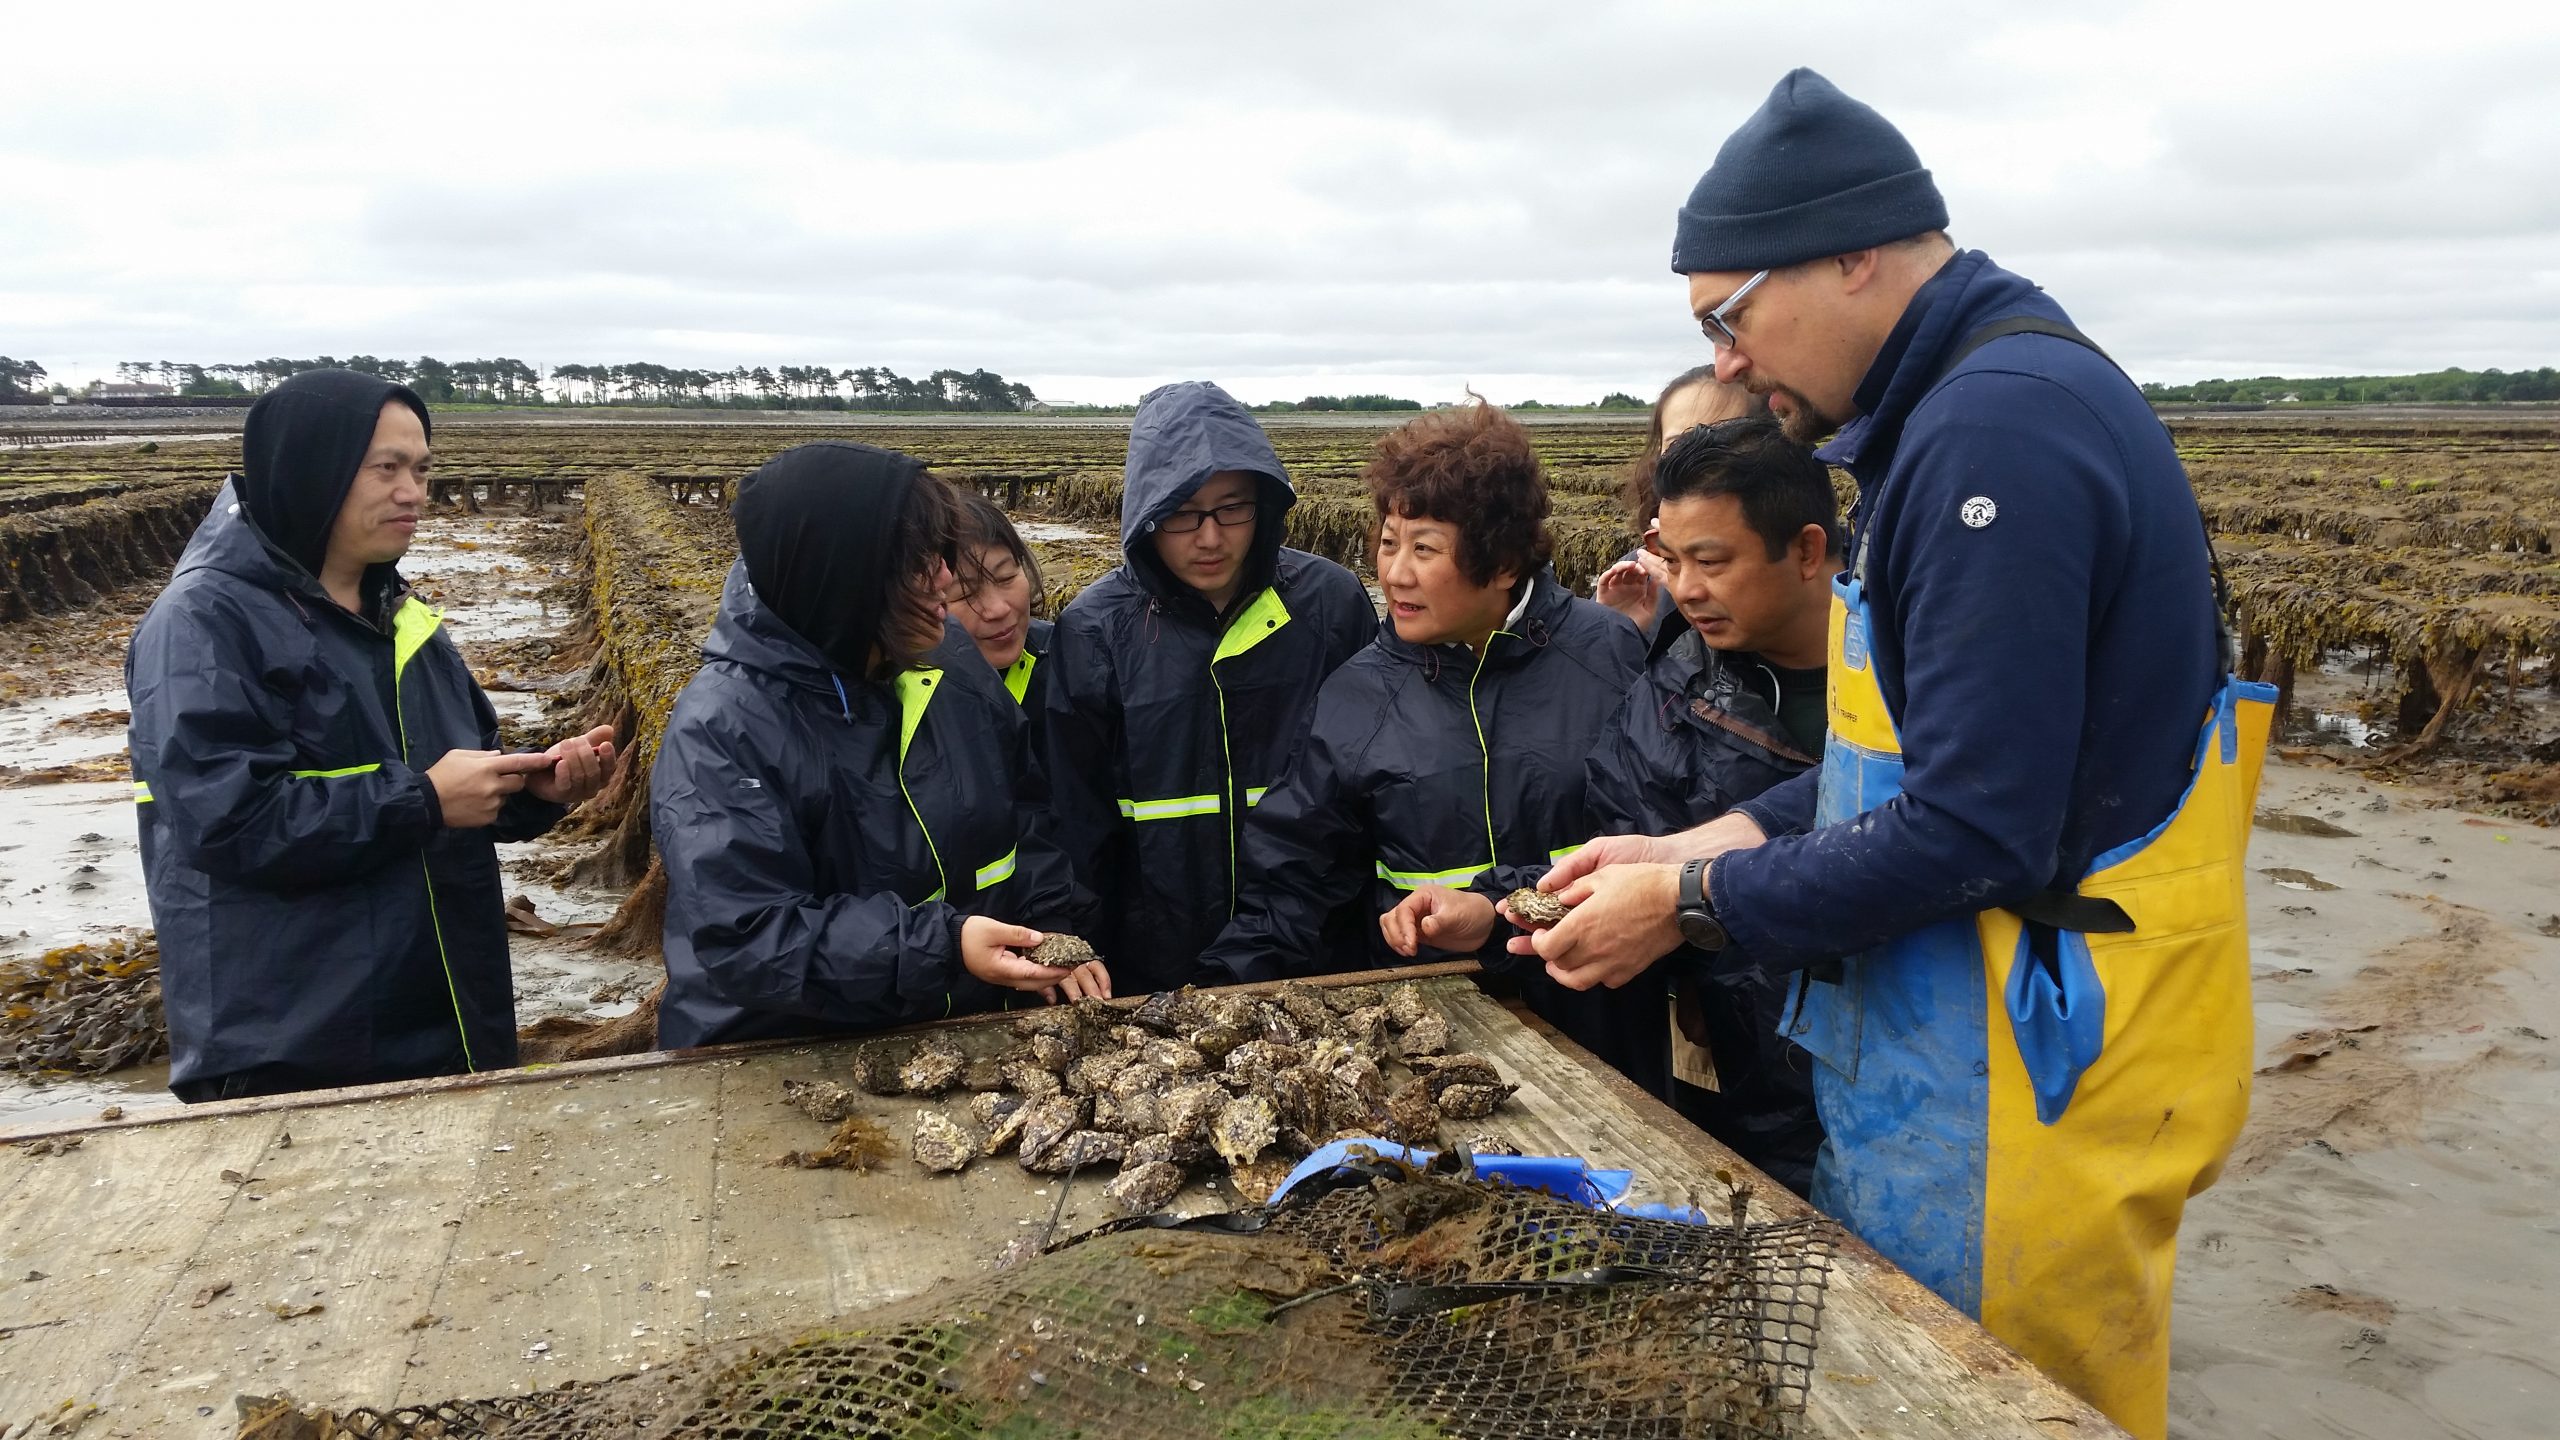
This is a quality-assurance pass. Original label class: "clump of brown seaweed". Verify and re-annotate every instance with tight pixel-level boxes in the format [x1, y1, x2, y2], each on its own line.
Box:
[0, 935, 166, 1077]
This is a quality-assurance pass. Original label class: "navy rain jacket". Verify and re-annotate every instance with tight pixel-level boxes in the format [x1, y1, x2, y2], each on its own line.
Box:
[654, 567, 1090, 1049]
[1586, 621, 1824, 1190]
[1710, 251, 2222, 965]
[1202, 577, 1663, 1092]
[1044, 383, 1374, 993]
[129, 483, 563, 1093]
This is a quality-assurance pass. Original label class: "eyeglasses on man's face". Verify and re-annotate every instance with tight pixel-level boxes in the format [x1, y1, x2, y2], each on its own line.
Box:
[1697, 269, 1770, 351]
[1154, 499, 1257, 534]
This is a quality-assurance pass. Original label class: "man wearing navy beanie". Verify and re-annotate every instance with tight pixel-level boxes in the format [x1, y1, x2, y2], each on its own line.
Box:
[1514, 69, 2273, 1439]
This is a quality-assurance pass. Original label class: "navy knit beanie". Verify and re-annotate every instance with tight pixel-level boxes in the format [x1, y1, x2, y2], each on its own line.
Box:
[1670, 68, 1948, 274]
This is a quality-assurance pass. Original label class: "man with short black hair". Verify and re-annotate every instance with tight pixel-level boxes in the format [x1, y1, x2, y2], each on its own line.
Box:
[128, 368, 617, 1101]
[1597, 415, 1837, 1191]
[1519, 70, 2274, 1438]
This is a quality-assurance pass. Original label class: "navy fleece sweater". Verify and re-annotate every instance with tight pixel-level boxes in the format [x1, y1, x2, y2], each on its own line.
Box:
[1711, 251, 2220, 968]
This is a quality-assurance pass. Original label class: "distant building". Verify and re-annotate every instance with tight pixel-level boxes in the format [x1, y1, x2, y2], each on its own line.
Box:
[93, 381, 176, 398]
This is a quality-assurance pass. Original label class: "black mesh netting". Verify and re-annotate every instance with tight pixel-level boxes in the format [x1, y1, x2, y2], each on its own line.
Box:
[262, 1165, 1839, 1439]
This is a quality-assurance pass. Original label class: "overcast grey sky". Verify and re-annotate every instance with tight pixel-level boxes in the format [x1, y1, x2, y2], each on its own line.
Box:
[7, 0, 2555, 405]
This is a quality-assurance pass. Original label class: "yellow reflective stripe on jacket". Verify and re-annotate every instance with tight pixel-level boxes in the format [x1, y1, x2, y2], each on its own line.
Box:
[893, 669, 952, 903]
[973, 848, 1018, 890]
[290, 763, 384, 779]
[383, 594, 477, 1073]
[1548, 842, 1583, 862]
[133, 780, 153, 804]
[1374, 860, 1492, 891]
[1003, 651, 1037, 705]
[390, 596, 443, 685]
[1211, 587, 1293, 663]
[1117, 793, 1222, 822]
[1246, 787, 1269, 807]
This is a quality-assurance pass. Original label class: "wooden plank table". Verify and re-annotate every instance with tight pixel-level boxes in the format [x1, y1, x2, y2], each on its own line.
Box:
[0, 974, 2118, 1438]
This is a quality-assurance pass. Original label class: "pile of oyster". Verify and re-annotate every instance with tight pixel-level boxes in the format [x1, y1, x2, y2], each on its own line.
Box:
[834, 981, 1518, 1215]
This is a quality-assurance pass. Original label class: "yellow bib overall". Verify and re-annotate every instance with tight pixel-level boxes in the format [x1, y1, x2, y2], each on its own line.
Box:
[1786, 569, 2274, 1439]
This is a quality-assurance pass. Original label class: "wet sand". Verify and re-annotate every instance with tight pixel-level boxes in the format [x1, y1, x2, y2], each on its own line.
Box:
[2171, 764, 2560, 1438]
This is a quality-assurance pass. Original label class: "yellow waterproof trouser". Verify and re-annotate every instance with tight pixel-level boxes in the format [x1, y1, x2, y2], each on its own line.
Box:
[1781, 572, 2273, 1439]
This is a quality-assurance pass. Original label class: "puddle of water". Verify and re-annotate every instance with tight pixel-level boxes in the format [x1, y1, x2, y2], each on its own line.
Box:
[2305, 710, 2380, 747]
[0, 783, 147, 952]
[1016, 521, 1101, 543]
[0, 685, 129, 769]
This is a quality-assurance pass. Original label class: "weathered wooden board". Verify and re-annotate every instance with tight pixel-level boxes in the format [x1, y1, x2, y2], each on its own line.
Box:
[0, 976, 2117, 1438]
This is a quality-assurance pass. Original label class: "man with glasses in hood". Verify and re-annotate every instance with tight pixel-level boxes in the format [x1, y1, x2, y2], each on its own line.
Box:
[127, 368, 616, 1102]
[1044, 381, 1375, 995]
[1517, 71, 2275, 1439]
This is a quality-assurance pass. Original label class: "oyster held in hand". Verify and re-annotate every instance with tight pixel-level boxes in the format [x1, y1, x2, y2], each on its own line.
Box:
[1504, 887, 1572, 928]
[1027, 933, 1098, 971]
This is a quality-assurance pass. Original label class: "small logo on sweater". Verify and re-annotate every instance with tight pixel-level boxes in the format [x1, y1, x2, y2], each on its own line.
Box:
[1960, 496, 1998, 529]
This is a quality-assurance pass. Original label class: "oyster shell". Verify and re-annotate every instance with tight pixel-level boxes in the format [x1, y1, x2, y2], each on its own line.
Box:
[999, 1059, 1064, 1099]
[1188, 1020, 1253, 1063]
[1105, 1160, 1188, 1215]
[1383, 983, 1430, 1031]
[1014, 1093, 1090, 1168]
[959, 1053, 1007, 1092]
[1026, 1030, 1078, 1073]
[1222, 1040, 1303, 1088]
[1398, 1013, 1452, 1059]
[780, 1078, 862, 1123]
[911, 1110, 981, 1173]
[1275, 982, 1337, 1037]
[1027, 933, 1098, 971]
[1410, 1052, 1505, 1092]
[1128, 988, 1187, 1035]
[1434, 1082, 1518, 1120]
[1323, 984, 1386, 1015]
[1504, 887, 1572, 929]
[1126, 1131, 1212, 1169]
[1161, 1079, 1232, 1141]
[1066, 1048, 1137, 1096]
[968, 1090, 1024, 1129]
[850, 1041, 906, 1095]
[1380, 1076, 1441, 1145]
[1139, 1038, 1209, 1076]
[1227, 1155, 1296, 1204]
[1210, 1093, 1280, 1168]
[897, 1038, 968, 1097]
[1022, 1128, 1126, 1174]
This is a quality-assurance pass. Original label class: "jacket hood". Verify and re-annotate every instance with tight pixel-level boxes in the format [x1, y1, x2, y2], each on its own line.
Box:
[1119, 381, 1296, 606]
[702, 561, 869, 702]
[240, 367, 431, 579]
[179, 478, 408, 627]
[732, 441, 932, 681]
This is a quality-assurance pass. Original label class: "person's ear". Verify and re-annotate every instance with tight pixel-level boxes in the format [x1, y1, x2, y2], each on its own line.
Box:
[1837, 247, 1885, 294]
[1793, 524, 1829, 579]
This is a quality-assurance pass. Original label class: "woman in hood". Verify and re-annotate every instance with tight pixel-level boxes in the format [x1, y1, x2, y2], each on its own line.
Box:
[652, 443, 1104, 1049]
[1042, 382, 1375, 995]
[1200, 402, 1663, 1093]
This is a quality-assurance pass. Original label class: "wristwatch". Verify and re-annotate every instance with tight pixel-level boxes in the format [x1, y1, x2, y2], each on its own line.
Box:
[1676, 858, 1729, 951]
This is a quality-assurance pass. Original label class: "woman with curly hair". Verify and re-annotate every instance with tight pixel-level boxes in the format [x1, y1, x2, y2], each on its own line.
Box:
[1200, 402, 1665, 1093]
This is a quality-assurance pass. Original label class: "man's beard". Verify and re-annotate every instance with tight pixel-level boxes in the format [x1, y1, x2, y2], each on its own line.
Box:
[1762, 384, 1844, 445]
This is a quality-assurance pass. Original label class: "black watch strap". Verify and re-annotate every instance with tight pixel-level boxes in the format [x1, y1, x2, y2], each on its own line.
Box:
[1677, 858, 1728, 951]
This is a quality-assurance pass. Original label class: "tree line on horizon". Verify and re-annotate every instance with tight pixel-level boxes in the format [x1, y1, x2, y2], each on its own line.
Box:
[2141, 365, 2560, 405]
[0, 356, 1043, 411]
